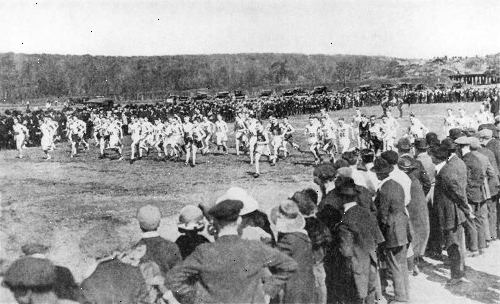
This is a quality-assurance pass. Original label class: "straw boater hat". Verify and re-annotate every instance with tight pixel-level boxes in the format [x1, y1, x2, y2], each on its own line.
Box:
[215, 187, 259, 216]
[177, 205, 205, 231]
[269, 200, 306, 233]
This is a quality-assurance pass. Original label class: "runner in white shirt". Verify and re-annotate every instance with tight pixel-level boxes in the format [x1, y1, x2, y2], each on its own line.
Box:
[380, 116, 397, 151]
[200, 116, 215, 155]
[138, 118, 154, 159]
[214, 114, 229, 154]
[305, 116, 322, 165]
[234, 112, 248, 156]
[40, 117, 53, 160]
[443, 108, 457, 136]
[337, 117, 353, 154]
[253, 120, 271, 178]
[246, 115, 259, 165]
[408, 113, 429, 140]
[102, 116, 123, 160]
[455, 108, 477, 130]
[152, 118, 165, 158]
[67, 116, 87, 158]
[474, 103, 494, 125]
[128, 117, 142, 163]
[320, 116, 337, 162]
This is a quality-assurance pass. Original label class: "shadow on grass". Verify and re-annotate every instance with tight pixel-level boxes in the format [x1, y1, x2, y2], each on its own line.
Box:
[420, 259, 500, 304]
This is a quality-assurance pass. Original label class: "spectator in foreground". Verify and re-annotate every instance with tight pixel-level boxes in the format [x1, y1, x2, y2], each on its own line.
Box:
[135, 204, 182, 276]
[19, 243, 81, 302]
[270, 199, 316, 304]
[3, 257, 79, 304]
[78, 224, 151, 304]
[166, 199, 298, 303]
[175, 205, 210, 259]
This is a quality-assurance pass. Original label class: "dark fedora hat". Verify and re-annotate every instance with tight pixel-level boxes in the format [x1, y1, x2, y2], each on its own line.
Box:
[398, 157, 417, 172]
[440, 138, 457, 151]
[335, 176, 358, 197]
[370, 157, 394, 174]
[448, 128, 464, 140]
[414, 138, 429, 150]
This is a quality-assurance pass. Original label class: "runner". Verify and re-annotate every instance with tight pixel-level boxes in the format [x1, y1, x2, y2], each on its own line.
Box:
[102, 116, 123, 160]
[474, 103, 494, 125]
[12, 118, 29, 158]
[39, 117, 53, 160]
[267, 116, 284, 165]
[129, 117, 142, 163]
[281, 117, 299, 156]
[246, 113, 259, 165]
[336, 117, 354, 154]
[319, 116, 336, 162]
[253, 120, 271, 178]
[214, 114, 229, 154]
[200, 116, 214, 154]
[234, 112, 248, 156]
[443, 108, 457, 136]
[305, 116, 322, 165]
[408, 113, 429, 141]
[455, 108, 476, 130]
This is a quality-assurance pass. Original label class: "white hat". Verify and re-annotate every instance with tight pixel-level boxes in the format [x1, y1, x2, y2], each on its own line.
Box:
[215, 187, 259, 216]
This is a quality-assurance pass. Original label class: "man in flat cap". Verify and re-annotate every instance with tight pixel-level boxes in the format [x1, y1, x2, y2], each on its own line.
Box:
[455, 136, 488, 256]
[371, 157, 410, 303]
[3, 257, 79, 304]
[433, 138, 470, 285]
[396, 137, 431, 196]
[19, 243, 80, 302]
[166, 199, 297, 304]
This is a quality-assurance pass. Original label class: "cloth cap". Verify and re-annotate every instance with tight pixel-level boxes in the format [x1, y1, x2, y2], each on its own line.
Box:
[178, 205, 205, 231]
[290, 191, 316, 216]
[381, 150, 399, 165]
[137, 205, 162, 231]
[269, 200, 306, 233]
[215, 187, 259, 216]
[469, 137, 481, 149]
[370, 157, 394, 174]
[4, 257, 56, 289]
[336, 167, 352, 178]
[21, 243, 49, 256]
[208, 199, 243, 222]
[454, 136, 471, 145]
[478, 128, 493, 139]
[396, 137, 411, 150]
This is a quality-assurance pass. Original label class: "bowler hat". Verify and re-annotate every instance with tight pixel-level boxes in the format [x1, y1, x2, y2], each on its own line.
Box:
[395, 137, 411, 150]
[313, 163, 337, 181]
[440, 138, 457, 151]
[370, 157, 394, 174]
[335, 176, 358, 197]
[381, 150, 399, 165]
[4, 257, 56, 289]
[414, 138, 429, 150]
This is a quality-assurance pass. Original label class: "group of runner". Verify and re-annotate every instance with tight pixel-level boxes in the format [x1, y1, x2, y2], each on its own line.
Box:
[9, 101, 498, 177]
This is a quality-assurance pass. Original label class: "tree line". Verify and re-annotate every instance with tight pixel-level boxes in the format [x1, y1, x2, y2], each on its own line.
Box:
[0, 52, 466, 101]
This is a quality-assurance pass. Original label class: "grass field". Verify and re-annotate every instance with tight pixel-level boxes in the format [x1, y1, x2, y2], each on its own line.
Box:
[1, 101, 499, 303]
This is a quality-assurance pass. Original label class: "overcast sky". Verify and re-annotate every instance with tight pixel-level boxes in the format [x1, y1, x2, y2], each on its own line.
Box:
[1, 0, 499, 58]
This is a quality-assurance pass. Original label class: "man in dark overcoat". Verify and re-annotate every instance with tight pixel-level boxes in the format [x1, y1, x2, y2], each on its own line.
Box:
[371, 158, 410, 302]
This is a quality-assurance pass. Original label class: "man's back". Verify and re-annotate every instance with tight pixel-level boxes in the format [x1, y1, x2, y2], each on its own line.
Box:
[137, 236, 182, 276]
[80, 259, 149, 304]
[166, 235, 297, 304]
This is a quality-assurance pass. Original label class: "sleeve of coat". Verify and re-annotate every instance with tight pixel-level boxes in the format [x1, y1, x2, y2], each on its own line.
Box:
[165, 248, 203, 295]
[417, 162, 431, 195]
[445, 168, 471, 216]
[375, 189, 389, 227]
[261, 242, 298, 297]
[337, 224, 354, 258]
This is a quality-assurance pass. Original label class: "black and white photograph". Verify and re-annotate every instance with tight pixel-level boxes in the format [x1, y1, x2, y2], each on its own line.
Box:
[0, 0, 499, 303]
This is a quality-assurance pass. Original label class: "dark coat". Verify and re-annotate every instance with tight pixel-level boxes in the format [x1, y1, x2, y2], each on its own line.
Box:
[462, 152, 486, 203]
[407, 172, 430, 256]
[416, 152, 436, 183]
[485, 138, 500, 174]
[79, 259, 149, 304]
[434, 155, 469, 232]
[336, 205, 384, 300]
[400, 154, 432, 195]
[166, 235, 298, 304]
[276, 232, 316, 304]
[478, 147, 500, 196]
[175, 233, 210, 259]
[374, 179, 409, 248]
[54, 265, 81, 301]
[136, 236, 182, 277]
